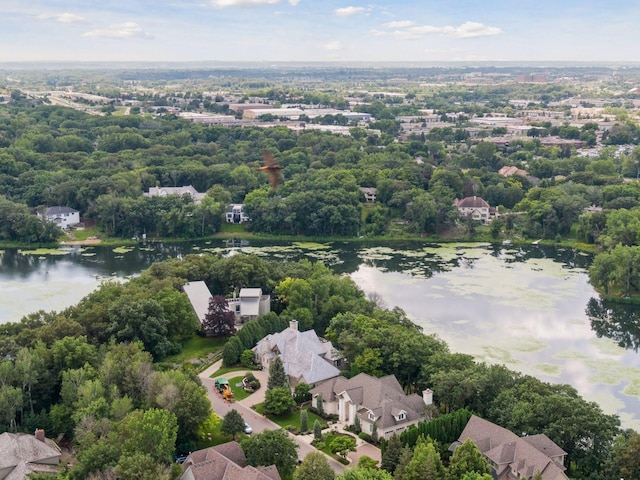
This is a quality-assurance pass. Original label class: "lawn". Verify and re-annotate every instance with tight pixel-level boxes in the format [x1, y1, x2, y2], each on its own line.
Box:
[227, 375, 252, 401]
[314, 432, 353, 465]
[253, 405, 327, 433]
[210, 365, 262, 378]
[164, 335, 226, 364]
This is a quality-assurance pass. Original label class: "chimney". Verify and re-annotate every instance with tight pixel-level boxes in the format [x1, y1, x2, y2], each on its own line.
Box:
[35, 429, 45, 442]
[422, 389, 433, 406]
[289, 319, 298, 331]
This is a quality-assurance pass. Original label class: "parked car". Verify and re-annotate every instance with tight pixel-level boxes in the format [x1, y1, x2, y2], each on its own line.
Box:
[244, 422, 253, 434]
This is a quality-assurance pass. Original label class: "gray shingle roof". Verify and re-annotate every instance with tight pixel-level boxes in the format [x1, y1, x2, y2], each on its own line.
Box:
[0, 432, 61, 480]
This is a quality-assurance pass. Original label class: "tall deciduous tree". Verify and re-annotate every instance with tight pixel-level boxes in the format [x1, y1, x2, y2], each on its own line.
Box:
[403, 436, 446, 480]
[241, 429, 299, 478]
[293, 452, 335, 480]
[221, 409, 245, 440]
[202, 295, 236, 337]
[447, 439, 491, 480]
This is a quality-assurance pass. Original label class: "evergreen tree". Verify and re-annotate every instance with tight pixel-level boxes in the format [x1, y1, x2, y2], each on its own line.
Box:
[313, 419, 323, 440]
[371, 421, 378, 443]
[381, 434, 402, 473]
[316, 393, 324, 416]
[267, 356, 287, 390]
[294, 452, 335, 480]
[300, 409, 308, 433]
[354, 413, 361, 433]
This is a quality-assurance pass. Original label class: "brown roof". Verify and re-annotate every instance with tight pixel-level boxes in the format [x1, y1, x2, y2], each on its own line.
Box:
[181, 441, 281, 480]
[457, 416, 568, 480]
[456, 196, 490, 209]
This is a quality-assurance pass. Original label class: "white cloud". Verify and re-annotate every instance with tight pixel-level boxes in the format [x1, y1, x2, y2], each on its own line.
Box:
[335, 6, 364, 17]
[452, 21, 502, 38]
[369, 29, 387, 37]
[382, 20, 415, 28]
[210, 0, 298, 6]
[322, 41, 343, 51]
[38, 12, 86, 24]
[393, 21, 502, 40]
[82, 22, 153, 39]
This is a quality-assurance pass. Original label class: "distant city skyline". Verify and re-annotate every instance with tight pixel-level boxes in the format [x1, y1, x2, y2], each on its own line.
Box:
[2, 0, 639, 64]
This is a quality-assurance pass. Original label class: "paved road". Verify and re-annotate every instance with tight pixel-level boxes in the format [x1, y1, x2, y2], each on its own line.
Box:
[199, 362, 348, 473]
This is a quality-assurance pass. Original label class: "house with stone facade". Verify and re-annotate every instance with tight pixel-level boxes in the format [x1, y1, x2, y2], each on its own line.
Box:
[310, 372, 433, 440]
[253, 320, 341, 386]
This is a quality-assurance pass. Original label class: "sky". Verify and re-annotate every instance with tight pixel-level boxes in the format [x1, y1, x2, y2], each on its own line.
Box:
[2, 0, 640, 64]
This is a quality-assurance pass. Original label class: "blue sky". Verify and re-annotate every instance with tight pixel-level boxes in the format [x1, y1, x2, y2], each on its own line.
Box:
[2, 0, 640, 63]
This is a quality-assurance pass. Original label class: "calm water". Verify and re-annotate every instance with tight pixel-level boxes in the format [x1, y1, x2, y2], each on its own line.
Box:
[1, 240, 639, 430]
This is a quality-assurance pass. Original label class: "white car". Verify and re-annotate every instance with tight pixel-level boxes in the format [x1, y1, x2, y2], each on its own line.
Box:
[244, 422, 253, 434]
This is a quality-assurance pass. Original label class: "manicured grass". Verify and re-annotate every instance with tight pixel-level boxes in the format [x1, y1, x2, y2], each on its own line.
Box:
[252, 405, 327, 432]
[65, 226, 101, 241]
[210, 365, 262, 378]
[164, 336, 227, 364]
[228, 375, 252, 401]
[220, 223, 249, 234]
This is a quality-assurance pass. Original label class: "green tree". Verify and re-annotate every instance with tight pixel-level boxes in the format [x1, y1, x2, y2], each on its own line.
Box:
[403, 437, 446, 480]
[242, 429, 299, 477]
[293, 452, 335, 480]
[293, 382, 312, 404]
[338, 467, 393, 480]
[264, 386, 296, 415]
[447, 439, 491, 480]
[221, 409, 246, 440]
[314, 419, 323, 440]
[331, 435, 357, 459]
[380, 434, 402, 473]
[267, 356, 288, 390]
[118, 408, 178, 463]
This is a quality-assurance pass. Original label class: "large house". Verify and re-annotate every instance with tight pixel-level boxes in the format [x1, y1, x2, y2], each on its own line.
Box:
[451, 415, 569, 480]
[0, 430, 61, 480]
[182, 281, 270, 325]
[310, 373, 433, 440]
[180, 441, 280, 480]
[144, 185, 206, 205]
[253, 320, 341, 386]
[40, 206, 80, 230]
[455, 196, 498, 225]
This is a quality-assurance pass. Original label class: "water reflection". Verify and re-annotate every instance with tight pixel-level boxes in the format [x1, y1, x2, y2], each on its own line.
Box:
[588, 297, 640, 352]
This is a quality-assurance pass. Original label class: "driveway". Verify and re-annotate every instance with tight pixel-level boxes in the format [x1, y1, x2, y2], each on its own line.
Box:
[198, 361, 347, 473]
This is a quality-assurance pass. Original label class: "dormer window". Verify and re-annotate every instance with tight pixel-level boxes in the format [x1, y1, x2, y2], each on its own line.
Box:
[397, 412, 406, 420]
[368, 411, 375, 421]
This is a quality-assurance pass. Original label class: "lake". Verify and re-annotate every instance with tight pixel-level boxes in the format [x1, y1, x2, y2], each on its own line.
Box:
[1, 240, 639, 430]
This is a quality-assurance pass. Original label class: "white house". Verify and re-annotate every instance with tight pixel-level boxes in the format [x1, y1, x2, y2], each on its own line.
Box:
[144, 185, 206, 205]
[226, 204, 250, 224]
[455, 196, 497, 225]
[182, 281, 270, 326]
[253, 320, 341, 386]
[311, 373, 433, 439]
[41, 206, 80, 229]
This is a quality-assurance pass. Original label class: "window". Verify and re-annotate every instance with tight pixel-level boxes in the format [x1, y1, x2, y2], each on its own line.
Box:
[368, 411, 375, 421]
[397, 412, 405, 420]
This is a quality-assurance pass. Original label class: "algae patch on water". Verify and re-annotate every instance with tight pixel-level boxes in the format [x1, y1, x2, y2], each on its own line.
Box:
[292, 242, 331, 250]
[20, 248, 74, 256]
[534, 363, 562, 376]
[113, 246, 135, 254]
